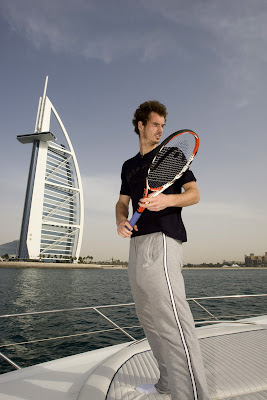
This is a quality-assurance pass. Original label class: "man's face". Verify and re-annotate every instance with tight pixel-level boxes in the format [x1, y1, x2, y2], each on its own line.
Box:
[138, 112, 165, 145]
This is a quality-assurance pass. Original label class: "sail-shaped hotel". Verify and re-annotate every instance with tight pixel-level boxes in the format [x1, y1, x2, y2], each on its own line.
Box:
[17, 77, 84, 262]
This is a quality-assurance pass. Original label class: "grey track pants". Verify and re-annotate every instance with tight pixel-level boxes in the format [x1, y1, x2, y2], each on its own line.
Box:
[128, 232, 210, 400]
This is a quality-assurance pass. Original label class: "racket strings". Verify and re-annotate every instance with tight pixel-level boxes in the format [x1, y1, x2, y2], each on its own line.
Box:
[148, 135, 196, 189]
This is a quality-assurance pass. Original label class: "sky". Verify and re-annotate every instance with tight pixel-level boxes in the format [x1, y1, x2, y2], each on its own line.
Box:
[0, 0, 267, 264]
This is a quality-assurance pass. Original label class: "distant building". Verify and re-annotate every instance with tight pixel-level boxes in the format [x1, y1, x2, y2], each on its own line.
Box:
[222, 263, 241, 268]
[222, 260, 244, 267]
[245, 252, 267, 267]
[17, 77, 84, 263]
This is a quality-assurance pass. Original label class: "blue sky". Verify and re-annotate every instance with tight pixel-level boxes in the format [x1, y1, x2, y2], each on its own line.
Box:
[1, 0, 267, 263]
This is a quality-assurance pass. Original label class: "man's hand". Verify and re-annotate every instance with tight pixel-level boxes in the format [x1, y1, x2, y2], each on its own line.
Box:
[116, 195, 138, 238]
[138, 181, 200, 211]
[138, 193, 169, 212]
[117, 219, 138, 238]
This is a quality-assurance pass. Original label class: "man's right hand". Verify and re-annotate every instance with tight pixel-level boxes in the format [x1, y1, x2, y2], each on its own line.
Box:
[116, 195, 138, 238]
[117, 219, 138, 238]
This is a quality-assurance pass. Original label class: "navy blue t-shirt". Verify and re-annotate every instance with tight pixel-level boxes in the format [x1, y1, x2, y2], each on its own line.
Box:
[120, 147, 196, 242]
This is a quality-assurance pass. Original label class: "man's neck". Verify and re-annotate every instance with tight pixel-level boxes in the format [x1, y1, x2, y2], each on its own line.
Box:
[139, 140, 157, 156]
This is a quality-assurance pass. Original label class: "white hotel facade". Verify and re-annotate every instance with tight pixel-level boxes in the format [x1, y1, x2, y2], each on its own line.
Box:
[17, 77, 84, 262]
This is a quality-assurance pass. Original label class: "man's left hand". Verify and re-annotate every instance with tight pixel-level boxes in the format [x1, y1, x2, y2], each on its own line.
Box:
[138, 193, 169, 212]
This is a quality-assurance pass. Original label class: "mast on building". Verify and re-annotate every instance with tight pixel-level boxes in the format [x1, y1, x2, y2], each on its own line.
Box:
[17, 76, 84, 263]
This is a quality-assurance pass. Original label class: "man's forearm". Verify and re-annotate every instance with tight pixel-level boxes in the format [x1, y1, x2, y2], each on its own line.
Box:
[167, 188, 200, 208]
[116, 201, 129, 226]
[138, 187, 200, 212]
[116, 199, 136, 238]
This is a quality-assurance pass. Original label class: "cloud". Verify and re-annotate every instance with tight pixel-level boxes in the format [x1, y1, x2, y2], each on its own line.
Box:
[82, 173, 120, 216]
[3, 0, 267, 98]
[81, 32, 170, 64]
[1, 0, 171, 63]
[81, 173, 131, 261]
[2, 0, 266, 112]
[142, 0, 267, 55]
[187, 200, 266, 222]
[142, 0, 267, 106]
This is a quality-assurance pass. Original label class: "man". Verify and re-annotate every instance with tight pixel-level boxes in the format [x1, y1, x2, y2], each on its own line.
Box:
[116, 101, 210, 399]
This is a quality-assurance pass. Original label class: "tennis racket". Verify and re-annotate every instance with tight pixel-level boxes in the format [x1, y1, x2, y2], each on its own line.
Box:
[129, 129, 199, 228]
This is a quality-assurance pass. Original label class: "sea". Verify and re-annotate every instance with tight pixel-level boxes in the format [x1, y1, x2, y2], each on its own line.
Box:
[0, 267, 266, 374]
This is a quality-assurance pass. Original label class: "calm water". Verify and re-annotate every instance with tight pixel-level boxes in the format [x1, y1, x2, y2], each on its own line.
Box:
[0, 267, 266, 374]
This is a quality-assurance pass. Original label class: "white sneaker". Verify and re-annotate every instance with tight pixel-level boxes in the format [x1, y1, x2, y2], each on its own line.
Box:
[136, 384, 158, 394]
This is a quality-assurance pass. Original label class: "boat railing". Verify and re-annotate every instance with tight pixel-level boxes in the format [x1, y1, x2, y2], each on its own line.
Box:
[0, 293, 266, 371]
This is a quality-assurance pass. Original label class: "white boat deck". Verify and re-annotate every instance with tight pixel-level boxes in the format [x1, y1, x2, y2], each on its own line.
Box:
[0, 316, 266, 400]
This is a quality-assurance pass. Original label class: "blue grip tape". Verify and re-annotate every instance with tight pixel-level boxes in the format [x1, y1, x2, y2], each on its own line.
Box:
[129, 211, 142, 228]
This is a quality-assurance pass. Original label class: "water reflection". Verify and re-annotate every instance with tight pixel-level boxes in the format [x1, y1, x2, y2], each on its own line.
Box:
[0, 267, 266, 374]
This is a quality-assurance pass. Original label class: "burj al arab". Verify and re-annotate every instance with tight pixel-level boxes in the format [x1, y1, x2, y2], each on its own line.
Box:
[17, 77, 84, 263]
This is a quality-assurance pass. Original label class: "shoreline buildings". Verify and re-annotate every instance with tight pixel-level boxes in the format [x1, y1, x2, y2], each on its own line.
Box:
[17, 77, 84, 263]
[245, 252, 267, 268]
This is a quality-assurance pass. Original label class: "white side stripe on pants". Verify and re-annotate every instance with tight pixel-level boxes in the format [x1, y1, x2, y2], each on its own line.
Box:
[162, 233, 198, 400]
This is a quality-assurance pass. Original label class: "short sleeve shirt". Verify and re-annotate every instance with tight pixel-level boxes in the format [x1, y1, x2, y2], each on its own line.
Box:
[120, 147, 196, 242]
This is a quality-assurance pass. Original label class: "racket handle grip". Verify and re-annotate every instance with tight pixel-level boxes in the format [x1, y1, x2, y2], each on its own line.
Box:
[129, 211, 142, 228]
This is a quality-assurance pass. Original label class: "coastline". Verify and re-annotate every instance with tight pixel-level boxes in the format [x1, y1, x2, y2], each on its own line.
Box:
[0, 262, 266, 270]
[0, 261, 127, 269]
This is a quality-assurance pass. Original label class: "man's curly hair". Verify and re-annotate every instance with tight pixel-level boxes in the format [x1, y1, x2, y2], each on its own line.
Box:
[132, 100, 167, 135]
